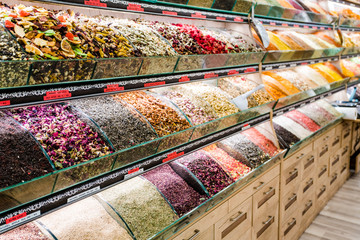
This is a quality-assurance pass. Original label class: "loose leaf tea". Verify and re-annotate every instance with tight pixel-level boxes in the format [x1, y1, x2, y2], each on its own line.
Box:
[178, 151, 234, 196]
[70, 96, 157, 151]
[98, 177, 178, 240]
[142, 164, 208, 216]
[273, 123, 300, 146]
[39, 197, 132, 240]
[203, 144, 251, 181]
[114, 91, 191, 137]
[0, 113, 53, 189]
[0, 222, 50, 240]
[5, 103, 113, 169]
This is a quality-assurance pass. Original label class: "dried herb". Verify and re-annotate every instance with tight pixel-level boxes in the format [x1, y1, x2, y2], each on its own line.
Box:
[242, 128, 280, 156]
[0, 222, 50, 240]
[273, 123, 300, 146]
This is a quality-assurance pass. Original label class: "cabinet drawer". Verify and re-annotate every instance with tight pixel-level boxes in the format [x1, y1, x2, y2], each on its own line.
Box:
[253, 176, 279, 221]
[283, 144, 312, 171]
[301, 176, 315, 198]
[281, 161, 301, 197]
[301, 193, 316, 227]
[280, 190, 299, 222]
[280, 212, 300, 240]
[329, 151, 341, 176]
[317, 159, 328, 180]
[315, 183, 328, 213]
[317, 143, 330, 162]
[215, 197, 252, 240]
[253, 209, 278, 240]
[229, 165, 280, 211]
[339, 163, 349, 185]
[342, 126, 352, 145]
[329, 171, 340, 195]
[341, 145, 350, 165]
[315, 128, 335, 148]
[330, 134, 341, 153]
[239, 228, 251, 240]
[302, 153, 316, 180]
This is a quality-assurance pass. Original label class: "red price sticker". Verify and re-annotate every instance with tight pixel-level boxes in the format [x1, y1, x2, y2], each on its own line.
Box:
[128, 167, 140, 174]
[204, 73, 219, 79]
[234, 17, 243, 22]
[144, 81, 165, 87]
[0, 100, 10, 106]
[44, 90, 71, 101]
[162, 151, 184, 163]
[6, 212, 26, 224]
[162, 11, 177, 16]
[270, 22, 276, 26]
[104, 84, 124, 93]
[191, 12, 206, 19]
[216, 17, 226, 21]
[127, 3, 144, 12]
[244, 67, 256, 73]
[282, 23, 288, 27]
[304, 25, 309, 28]
[179, 76, 190, 82]
[328, 27, 332, 30]
[294, 24, 300, 28]
[301, 62, 308, 65]
[320, 27, 325, 30]
[312, 26, 318, 29]
[228, 70, 239, 75]
[84, 0, 107, 7]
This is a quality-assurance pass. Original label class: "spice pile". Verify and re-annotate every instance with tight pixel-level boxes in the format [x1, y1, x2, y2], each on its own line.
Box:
[142, 164, 208, 216]
[273, 115, 312, 140]
[0, 113, 53, 188]
[178, 151, 234, 196]
[0, 222, 50, 240]
[98, 177, 178, 240]
[284, 110, 321, 132]
[114, 91, 191, 137]
[273, 123, 300, 146]
[4, 103, 113, 169]
[241, 128, 280, 156]
[297, 102, 337, 127]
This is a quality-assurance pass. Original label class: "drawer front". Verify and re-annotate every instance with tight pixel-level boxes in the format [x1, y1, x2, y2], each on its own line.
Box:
[283, 144, 312, 171]
[315, 128, 335, 149]
[331, 134, 341, 153]
[329, 170, 340, 196]
[175, 202, 228, 240]
[329, 151, 341, 176]
[315, 183, 328, 214]
[339, 163, 349, 185]
[317, 159, 328, 180]
[301, 176, 315, 198]
[342, 124, 352, 145]
[280, 212, 300, 240]
[301, 194, 316, 227]
[302, 153, 316, 180]
[253, 208, 278, 240]
[341, 145, 350, 165]
[253, 176, 279, 221]
[215, 197, 252, 240]
[239, 228, 252, 240]
[317, 143, 330, 162]
[229, 165, 280, 211]
[281, 161, 301, 197]
[281, 190, 299, 222]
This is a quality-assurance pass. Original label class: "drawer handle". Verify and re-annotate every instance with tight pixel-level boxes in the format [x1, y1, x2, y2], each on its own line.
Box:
[330, 173, 338, 185]
[318, 185, 326, 199]
[341, 164, 347, 174]
[284, 218, 296, 236]
[302, 200, 313, 216]
[296, 153, 305, 159]
[332, 155, 340, 166]
[186, 229, 200, 240]
[304, 156, 315, 170]
[257, 216, 274, 238]
[320, 145, 329, 157]
[285, 193, 297, 211]
[344, 129, 350, 139]
[222, 212, 247, 239]
[303, 178, 314, 193]
[332, 136, 340, 146]
[318, 166, 327, 178]
[254, 181, 265, 190]
[258, 187, 275, 208]
[286, 168, 298, 185]
[342, 146, 349, 156]
[323, 136, 330, 141]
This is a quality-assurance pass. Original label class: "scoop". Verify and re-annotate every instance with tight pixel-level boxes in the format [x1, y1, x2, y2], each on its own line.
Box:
[231, 84, 265, 111]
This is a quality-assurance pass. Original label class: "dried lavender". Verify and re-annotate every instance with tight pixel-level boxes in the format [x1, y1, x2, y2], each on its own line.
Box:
[98, 176, 178, 240]
[142, 164, 208, 216]
[178, 151, 234, 196]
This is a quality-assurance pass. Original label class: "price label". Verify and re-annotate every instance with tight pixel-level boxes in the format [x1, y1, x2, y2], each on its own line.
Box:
[294, 24, 300, 28]
[310, 99, 316, 103]
[216, 17, 226, 21]
[44, 90, 71, 101]
[244, 67, 256, 73]
[84, 0, 107, 7]
[204, 73, 219, 79]
[162, 151, 184, 163]
[282, 23, 288, 27]
[234, 17, 243, 22]
[0, 211, 41, 232]
[278, 64, 286, 69]
[127, 3, 144, 12]
[320, 27, 325, 30]
[241, 124, 250, 130]
[270, 22, 276, 26]
[310, 61, 315, 64]
[290, 64, 297, 67]
[162, 11, 177, 16]
[312, 26, 318, 29]
[0, 100, 10, 106]
[288, 107, 295, 111]
[104, 84, 124, 93]
[276, 111, 284, 116]
[191, 12, 206, 19]
[124, 168, 144, 180]
[179, 76, 190, 82]
[144, 81, 165, 87]
[228, 70, 239, 75]
[301, 62, 308, 65]
[67, 186, 100, 203]
[304, 25, 309, 28]
[300, 103, 306, 107]
[265, 66, 273, 70]
[320, 95, 325, 99]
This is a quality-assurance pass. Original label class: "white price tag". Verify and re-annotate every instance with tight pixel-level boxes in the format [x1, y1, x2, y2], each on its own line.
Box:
[0, 211, 41, 232]
[278, 65, 286, 69]
[265, 66, 273, 70]
[288, 107, 295, 111]
[67, 186, 100, 203]
[290, 64, 297, 67]
[124, 168, 144, 180]
[276, 111, 284, 116]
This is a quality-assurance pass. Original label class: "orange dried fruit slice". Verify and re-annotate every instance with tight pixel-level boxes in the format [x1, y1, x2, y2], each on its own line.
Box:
[26, 44, 44, 56]
[61, 39, 72, 52]
[33, 38, 48, 47]
[14, 24, 25, 38]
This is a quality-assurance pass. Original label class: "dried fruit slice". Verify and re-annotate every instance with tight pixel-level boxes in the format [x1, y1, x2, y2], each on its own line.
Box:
[62, 50, 76, 58]
[61, 39, 72, 52]
[33, 38, 48, 47]
[14, 24, 25, 38]
[67, 37, 81, 45]
[25, 44, 44, 56]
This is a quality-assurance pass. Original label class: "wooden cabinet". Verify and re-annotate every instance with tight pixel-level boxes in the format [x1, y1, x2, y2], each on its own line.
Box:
[280, 212, 300, 240]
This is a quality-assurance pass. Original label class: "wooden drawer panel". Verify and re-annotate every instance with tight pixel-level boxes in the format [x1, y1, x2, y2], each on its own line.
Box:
[281, 161, 301, 197]
[329, 170, 340, 196]
[330, 134, 341, 154]
[342, 124, 352, 145]
[174, 202, 228, 240]
[253, 176, 279, 221]
[315, 182, 328, 213]
[239, 228, 251, 240]
[300, 192, 316, 227]
[215, 197, 252, 240]
[302, 153, 316, 180]
[317, 142, 330, 163]
[280, 212, 300, 240]
[253, 207, 278, 240]
[280, 190, 299, 222]
[283, 144, 312, 171]
[229, 165, 280, 211]
[329, 151, 341, 176]
[317, 158, 328, 180]
[339, 163, 349, 186]
[301, 176, 315, 198]
[341, 144, 350, 165]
